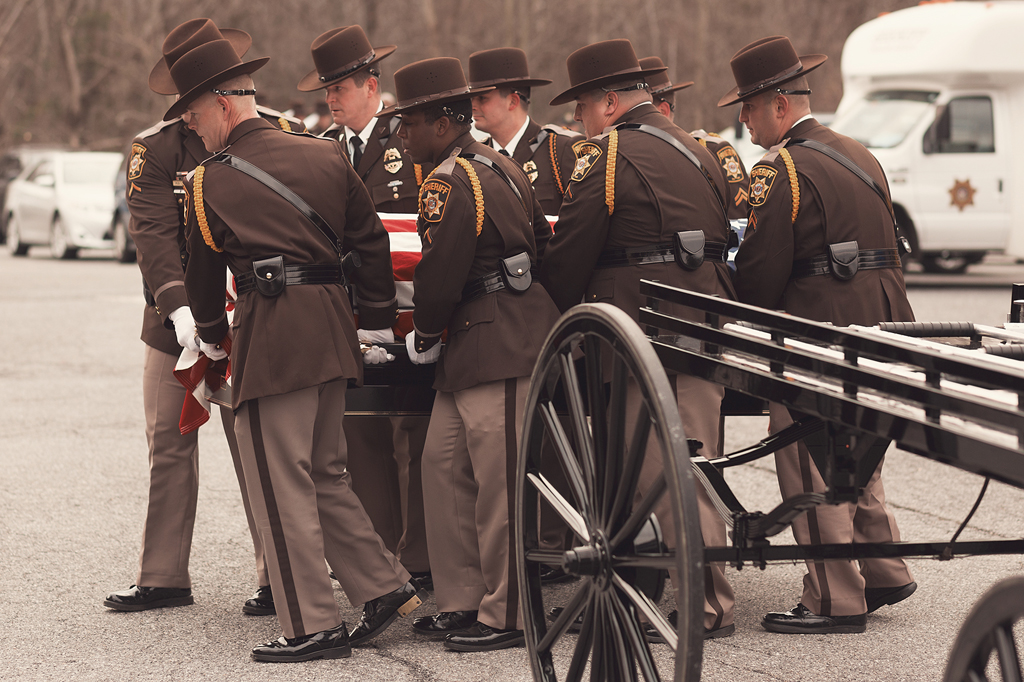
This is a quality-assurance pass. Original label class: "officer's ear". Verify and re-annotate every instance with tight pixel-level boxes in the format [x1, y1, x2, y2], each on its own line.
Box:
[434, 115, 450, 137]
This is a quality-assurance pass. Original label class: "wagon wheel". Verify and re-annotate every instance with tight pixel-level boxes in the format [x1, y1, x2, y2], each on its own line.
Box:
[516, 303, 704, 682]
[944, 576, 1024, 682]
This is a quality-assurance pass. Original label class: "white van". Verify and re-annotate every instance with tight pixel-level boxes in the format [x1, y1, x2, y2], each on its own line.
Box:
[829, 0, 1024, 273]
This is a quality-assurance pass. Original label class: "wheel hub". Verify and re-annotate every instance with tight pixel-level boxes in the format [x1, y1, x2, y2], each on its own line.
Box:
[561, 532, 612, 588]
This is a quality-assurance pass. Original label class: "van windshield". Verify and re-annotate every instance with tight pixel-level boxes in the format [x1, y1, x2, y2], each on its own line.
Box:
[831, 90, 938, 149]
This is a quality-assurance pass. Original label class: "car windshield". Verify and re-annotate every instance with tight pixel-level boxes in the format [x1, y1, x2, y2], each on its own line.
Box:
[62, 154, 122, 185]
[831, 90, 938, 149]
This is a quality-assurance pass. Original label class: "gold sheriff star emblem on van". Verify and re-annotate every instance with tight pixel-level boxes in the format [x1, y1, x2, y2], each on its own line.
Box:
[949, 179, 976, 212]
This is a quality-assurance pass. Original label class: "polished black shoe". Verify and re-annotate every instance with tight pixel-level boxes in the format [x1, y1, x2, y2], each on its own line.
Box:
[251, 622, 351, 662]
[644, 611, 735, 642]
[411, 610, 478, 637]
[243, 585, 275, 616]
[865, 581, 917, 613]
[349, 581, 425, 646]
[762, 603, 866, 634]
[103, 585, 193, 612]
[539, 564, 577, 585]
[409, 571, 434, 592]
[444, 622, 525, 651]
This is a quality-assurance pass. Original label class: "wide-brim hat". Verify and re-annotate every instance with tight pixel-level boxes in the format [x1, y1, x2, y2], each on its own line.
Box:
[163, 39, 268, 121]
[379, 57, 492, 117]
[639, 56, 693, 97]
[297, 26, 396, 92]
[467, 47, 551, 90]
[718, 35, 826, 107]
[149, 19, 251, 95]
[549, 39, 666, 106]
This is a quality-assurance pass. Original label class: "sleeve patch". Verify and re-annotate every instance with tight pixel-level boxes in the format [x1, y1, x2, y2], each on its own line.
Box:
[748, 166, 777, 207]
[419, 179, 451, 223]
[570, 142, 603, 183]
[717, 146, 746, 183]
[127, 143, 147, 181]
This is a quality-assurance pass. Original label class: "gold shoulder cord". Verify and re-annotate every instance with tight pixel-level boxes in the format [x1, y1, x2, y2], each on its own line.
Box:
[548, 134, 564, 195]
[778, 147, 799, 223]
[193, 165, 223, 253]
[697, 137, 708, 148]
[277, 117, 292, 133]
[605, 129, 618, 216]
[453, 158, 485, 236]
[414, 164, 424, 187]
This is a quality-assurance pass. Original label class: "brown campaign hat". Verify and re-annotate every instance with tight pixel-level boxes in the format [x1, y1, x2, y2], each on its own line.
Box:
[639, 56, 693, 96]
[467, 47, 551, 90]
[378, 57, 491, 117]
[718, 35, 826, 107]
[297, 26, 396, 92]
[149, 19, 252, 96]
[162, 38, 269, 121]
[549, 39, 666, 106]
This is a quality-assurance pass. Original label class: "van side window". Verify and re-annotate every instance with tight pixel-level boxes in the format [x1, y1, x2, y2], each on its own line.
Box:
[926, 96, 995, 154]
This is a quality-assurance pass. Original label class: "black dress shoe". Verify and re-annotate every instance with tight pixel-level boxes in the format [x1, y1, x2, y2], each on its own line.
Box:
[865, 581, 917, 613]
[103, 585, 193, 611]
[643, 611, 735, 642]
[251, 622, 351, 662]
[349, 581, 425, 646]
[539, 564, 577, 584]
[409, 571, 433, 592]
[762, 603, 866, 634]
[243, 585, 275, 616]
[411, 610, 478, 637]
[443, 622, 525, 651]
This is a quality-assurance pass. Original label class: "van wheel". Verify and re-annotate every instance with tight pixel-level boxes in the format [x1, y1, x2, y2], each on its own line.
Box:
[50, 216, 78, 260]
[921, 252, 969, 275]
[7, 213, 29, 256]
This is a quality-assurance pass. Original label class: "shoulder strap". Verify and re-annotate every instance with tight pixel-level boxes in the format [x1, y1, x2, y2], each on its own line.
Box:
[459, 152, 527, 211]
[613, 122, 729, 225]
[787, 138, 896, 226]
[208, 152, 343, 256]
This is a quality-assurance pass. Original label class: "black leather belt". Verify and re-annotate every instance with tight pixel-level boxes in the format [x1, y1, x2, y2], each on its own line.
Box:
[235, 263, 344, 295]
[460, 268, 534, 305]
[595, 240, 729, 269]
[791, 248, 901, 279]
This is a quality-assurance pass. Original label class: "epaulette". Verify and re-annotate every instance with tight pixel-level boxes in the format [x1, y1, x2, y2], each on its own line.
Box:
[540, 123, 583, 139]
[257, 105, 302, 133]
[134, 118, 180, 140]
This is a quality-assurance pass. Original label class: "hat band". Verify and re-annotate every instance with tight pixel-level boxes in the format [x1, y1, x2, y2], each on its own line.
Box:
[397, 85, 471, 110]
[736, 62, 804, 98]
[319, 49, 376, 83]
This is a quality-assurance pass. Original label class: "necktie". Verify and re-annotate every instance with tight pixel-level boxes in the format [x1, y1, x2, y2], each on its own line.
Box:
[351, 136, 364, 168]
[498, 148, 510, 157]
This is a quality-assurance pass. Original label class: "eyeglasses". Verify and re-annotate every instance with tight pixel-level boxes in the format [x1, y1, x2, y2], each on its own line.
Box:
[211, 88, 257, 97]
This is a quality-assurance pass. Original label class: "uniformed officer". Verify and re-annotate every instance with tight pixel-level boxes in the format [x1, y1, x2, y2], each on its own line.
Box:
[299, 24, 433, 589]
[163, 30, 422, 661]
[639, 55, 750, 221]
[388, 57, 561, 651]
[467, 47, 581, 215]
[720, 35, 916, 634]
[103, 18, 304, 617]
[540, 38, 739, 639]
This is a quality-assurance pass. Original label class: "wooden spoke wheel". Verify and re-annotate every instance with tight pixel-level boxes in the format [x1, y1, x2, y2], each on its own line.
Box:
[944, 576, 1024, 682]
[516, 303, 704, 682]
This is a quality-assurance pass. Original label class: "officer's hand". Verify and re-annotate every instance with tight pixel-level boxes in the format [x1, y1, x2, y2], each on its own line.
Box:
[406, 331, 442, 365]
[362, 344, 395, 365]
[169, 306, 200, 352]
[200, 338, 228, 361]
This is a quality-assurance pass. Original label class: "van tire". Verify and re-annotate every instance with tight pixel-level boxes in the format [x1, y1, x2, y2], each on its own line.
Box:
[920, 252, 971, 275]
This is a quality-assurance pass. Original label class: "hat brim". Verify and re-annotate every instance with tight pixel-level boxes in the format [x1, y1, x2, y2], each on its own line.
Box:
[296, 45, 396, 92]
[652, 81, 694, 96]
[717, 54, 826, 107]
[163, 57, 270, 121]
[549, 65, 667, 106]
[379, 86, 494, 118]
[148, 28, 252, 96]
[468, 77, 552, 90]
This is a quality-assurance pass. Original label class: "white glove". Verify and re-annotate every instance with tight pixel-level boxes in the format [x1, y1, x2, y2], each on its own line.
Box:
[199, 339, 228, 361]
[405, 331, 442, 365]
[168, 306, 200, 352]
[358, 328, 395, 365]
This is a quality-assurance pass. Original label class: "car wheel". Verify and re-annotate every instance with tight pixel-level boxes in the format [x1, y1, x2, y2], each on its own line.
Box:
[6, 213, 29, 256]
[921, 252, 969, 275]
[49, 215, 78, 260]
[112, 212, 136, 263]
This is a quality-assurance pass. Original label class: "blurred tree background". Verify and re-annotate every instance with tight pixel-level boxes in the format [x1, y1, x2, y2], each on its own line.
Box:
[0, 0, 931, 153]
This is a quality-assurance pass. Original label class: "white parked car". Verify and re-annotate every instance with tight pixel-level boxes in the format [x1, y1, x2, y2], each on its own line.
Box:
[5, 150, 123, 259]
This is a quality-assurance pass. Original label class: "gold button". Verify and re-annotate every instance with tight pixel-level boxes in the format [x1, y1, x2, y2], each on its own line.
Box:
[516, 268, 523, 274]
[465, 321, 469, 327]
[265, 273, 272, 279]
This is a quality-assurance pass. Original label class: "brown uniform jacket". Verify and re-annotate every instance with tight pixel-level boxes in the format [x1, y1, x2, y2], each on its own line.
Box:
[733, 118, 914, 326]
[126, 109, 304, 356]
[183, 117, 396, 407]
[691, 129, 749, 221]
[322, 116, 428, 213]
[540, 103, 736, 322]
[412, 132, 560, 393]
[484, 119, 581, 215]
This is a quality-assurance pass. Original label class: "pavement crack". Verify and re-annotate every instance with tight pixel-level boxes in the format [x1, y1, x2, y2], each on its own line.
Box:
[369, 647, 442, 681]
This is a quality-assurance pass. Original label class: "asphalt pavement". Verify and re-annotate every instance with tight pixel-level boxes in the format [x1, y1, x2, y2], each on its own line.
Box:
[1, 248, 1023, 681]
